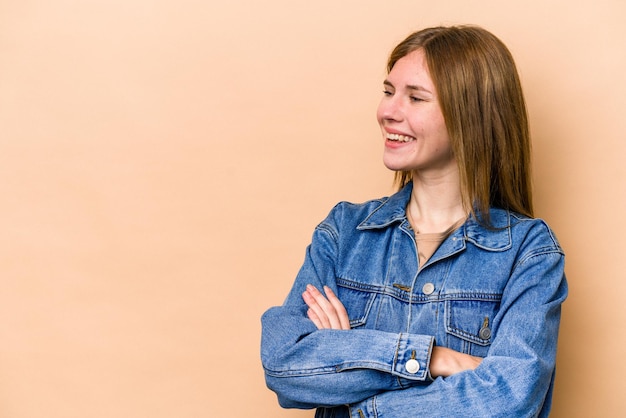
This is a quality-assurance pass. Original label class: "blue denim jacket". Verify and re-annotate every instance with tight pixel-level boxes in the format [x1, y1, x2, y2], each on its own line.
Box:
[261, 183, 567, 418]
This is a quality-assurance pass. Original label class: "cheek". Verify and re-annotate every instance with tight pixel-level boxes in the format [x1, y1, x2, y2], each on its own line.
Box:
[433, 111, 449, 136]
[425, 112, 449, 140]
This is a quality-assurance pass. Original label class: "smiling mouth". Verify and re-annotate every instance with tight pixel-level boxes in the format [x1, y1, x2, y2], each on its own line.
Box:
[386, 133, 415, 142]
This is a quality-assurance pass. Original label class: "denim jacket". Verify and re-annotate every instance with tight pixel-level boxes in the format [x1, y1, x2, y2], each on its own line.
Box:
[261, 183, 567, 418]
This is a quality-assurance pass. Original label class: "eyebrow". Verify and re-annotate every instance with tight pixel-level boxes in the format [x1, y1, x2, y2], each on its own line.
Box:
[383, 79, 433, 95]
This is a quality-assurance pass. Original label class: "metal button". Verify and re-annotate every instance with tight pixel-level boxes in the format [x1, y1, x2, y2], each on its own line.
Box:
[405, 359, 420, 374]
[479, 326, 492, 340]
[479, 317, 491, 340]
[422, 283, 435, 295]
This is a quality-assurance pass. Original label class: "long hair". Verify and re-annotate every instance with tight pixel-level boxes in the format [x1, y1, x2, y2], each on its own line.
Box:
[388, 26, 533, 223]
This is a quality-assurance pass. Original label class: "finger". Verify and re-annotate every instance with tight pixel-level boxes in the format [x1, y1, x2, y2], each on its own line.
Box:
[306, 285, 342, 329]
[302, 288, 332, 328]
[306, 308, 324, 329]
[323, 286, 351, 330]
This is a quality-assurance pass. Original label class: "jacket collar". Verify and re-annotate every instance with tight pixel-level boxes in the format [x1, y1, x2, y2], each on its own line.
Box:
[357, 182, 512, 251]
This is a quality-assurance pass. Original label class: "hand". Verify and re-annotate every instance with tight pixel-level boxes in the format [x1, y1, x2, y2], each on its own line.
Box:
[302, 284, 351, 330]
[429, 346, 483, 378]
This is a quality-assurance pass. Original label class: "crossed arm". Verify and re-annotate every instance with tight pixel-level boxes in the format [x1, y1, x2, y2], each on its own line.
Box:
[302, 284, 482, 378]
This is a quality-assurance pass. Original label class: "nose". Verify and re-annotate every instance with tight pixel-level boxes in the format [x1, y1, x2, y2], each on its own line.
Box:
[377, 95, 402, 123]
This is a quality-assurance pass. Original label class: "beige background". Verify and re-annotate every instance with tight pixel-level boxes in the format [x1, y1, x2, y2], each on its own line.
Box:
[0, 0, 624, 417]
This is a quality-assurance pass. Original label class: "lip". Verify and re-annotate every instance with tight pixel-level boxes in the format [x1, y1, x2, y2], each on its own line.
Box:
[385, 137, 414, 149]
[383, 127, 413, 137]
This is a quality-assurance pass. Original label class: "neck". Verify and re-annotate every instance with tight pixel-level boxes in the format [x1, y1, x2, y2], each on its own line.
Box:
[408, 170, 466, 233]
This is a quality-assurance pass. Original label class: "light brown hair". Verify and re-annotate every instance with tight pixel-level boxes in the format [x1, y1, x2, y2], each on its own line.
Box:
[388, 26, 533, 223]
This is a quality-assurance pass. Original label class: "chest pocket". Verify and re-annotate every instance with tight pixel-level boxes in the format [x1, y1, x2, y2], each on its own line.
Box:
[336, 279, 377, 328]
[444, 297, 501, 357]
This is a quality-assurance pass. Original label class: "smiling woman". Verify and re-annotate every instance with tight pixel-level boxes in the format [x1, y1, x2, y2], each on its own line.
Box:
[1, 1, 624, 417]
[378, 49, 455, 189]
[261, 25, 568, 418]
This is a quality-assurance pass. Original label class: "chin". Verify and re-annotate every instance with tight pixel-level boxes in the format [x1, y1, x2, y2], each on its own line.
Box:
[383, 159, 411, 172]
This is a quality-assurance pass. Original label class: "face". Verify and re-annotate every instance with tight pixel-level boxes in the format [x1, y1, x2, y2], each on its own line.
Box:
[377, 49, 455, 176]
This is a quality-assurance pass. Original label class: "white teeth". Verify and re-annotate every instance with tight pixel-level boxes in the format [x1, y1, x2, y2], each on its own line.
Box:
[387, 133, 415, 142]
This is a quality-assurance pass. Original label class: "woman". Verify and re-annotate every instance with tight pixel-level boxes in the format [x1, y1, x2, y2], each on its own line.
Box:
[261, 25, 567, 417]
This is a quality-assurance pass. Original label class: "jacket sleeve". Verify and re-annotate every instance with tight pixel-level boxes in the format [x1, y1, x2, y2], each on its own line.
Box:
[348, 246, 568, 418]
[261, 216, 435, 409]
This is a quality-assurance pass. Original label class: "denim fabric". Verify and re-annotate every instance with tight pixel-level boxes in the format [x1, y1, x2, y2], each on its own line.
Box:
[261, 183, 567, 418]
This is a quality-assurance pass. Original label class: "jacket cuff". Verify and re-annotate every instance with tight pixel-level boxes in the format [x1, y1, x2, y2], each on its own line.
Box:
[392, 333, 434, 381]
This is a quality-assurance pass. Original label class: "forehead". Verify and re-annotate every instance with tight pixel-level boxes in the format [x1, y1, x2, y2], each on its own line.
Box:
[386, 49, 435, 91]
[387, 49, 432, 84]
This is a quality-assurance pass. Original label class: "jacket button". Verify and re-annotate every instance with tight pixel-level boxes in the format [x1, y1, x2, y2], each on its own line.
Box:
[422, 283, 435, 295]
[479, 326, 492, 340]
[405, 359, 420, 374]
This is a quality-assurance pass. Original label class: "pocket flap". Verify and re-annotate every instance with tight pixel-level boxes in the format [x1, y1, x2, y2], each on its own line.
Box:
[445, 298, 500, 346]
